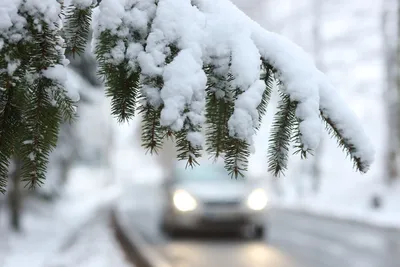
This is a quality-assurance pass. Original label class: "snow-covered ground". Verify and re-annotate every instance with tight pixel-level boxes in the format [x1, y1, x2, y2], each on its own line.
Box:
[0, 166, 131, 267]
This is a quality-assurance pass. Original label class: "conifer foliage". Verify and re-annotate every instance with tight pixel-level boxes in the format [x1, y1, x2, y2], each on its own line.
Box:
[0, 0, 375, 193]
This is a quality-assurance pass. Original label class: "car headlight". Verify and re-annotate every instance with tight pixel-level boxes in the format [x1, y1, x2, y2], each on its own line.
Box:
[172, 189, 197, 212]
[247, 188, 268, 211]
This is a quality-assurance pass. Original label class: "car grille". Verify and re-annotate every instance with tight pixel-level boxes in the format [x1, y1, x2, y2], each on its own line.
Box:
[199, 216, 247, 226]
[202, 200, 242, 208]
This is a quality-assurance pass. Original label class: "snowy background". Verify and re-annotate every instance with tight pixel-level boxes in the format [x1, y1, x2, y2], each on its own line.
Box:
[1, 0, 400, 266]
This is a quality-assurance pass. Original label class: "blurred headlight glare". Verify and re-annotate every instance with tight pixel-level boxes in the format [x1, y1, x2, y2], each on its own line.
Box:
[247, 188, 268, 211]
[173, 189, 197, 212]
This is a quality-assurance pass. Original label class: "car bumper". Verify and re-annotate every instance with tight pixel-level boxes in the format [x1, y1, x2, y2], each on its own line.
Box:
[163, 208, 268, 232]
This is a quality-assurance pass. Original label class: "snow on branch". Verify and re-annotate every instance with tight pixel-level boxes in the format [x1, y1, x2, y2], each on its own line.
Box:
[0, 0, 375, 193]
[94, 0, 375, 175]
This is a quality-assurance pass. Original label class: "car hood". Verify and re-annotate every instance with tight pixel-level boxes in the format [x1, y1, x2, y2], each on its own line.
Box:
[173, 181, 254, 202]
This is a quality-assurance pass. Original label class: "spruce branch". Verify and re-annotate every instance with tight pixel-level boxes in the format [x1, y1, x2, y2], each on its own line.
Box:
[139, 105, 165, 154]
[204, 63, 235, 159]
[138, 76, 165, 154]
[51, 87, 76, 123]
[204, 55, 253, 178]
[292, 118, 314, 159]
[176, 125, 202, 169]
[64, 4, 92, 58]
[0, 37, 32, 193]
[105, 63, 140, 122]
[160, 43, 204, 167]
[21, 77, 61, 189]
[267, 92, 297, 176]
[0, 83, 24, 193]
[95, 31, 140, 122]
[138, 43, 178, 153]
[224, 137, 250, 178]
[17, 13, 72, 189]
[321, 112, 366, 172]
[257, 61, 274, 127]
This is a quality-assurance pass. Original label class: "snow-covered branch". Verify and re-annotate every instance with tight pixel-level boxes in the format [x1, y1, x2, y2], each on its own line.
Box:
[0, 0, 374, 192]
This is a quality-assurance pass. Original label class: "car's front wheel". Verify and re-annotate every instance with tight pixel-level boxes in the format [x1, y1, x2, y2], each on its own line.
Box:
[160, 221, 180, 238]
[253, 225, 265, 240]
[243, 225, 266, 240]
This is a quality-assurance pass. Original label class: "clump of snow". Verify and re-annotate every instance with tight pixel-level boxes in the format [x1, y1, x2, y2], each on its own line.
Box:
[70, 0, 96, 9]
[43, 65, 68, 85]
[6, 60, 20, 75]
[228, 80, 265, 144]
[160, 49, 207, 132]
[187, 131, 204, 147]
[21, 0, 62, 31]
[108, 40, 126, 65]
[0, 0, 26, 43]
[229, 26, 261, 91]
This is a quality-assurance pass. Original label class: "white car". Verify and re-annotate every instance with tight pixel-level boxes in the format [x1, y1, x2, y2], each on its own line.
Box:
[159, 163, 269, 239]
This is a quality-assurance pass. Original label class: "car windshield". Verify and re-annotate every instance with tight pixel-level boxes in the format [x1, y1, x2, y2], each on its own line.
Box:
[174, 164, 245, 182]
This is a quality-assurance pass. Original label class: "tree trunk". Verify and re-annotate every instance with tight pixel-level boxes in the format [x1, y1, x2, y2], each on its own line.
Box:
[59, 158, 71, 186]
[382, 0, 399, 186]
[8, 158, 23, 232]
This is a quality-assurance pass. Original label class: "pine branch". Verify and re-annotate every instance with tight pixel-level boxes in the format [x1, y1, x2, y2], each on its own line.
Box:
[138, 43, 178, 153]
[159, 44, 204, 167]
[64, 4, 92, 58]
[17, 14, 69, 189]
[204, 64, 235, 159]
[138, 75, 166, 154]
[204, 55, 253, 178]
[0, 83, 24, 193]
[224, 137, 250, 178]
[267, 92, 297, 176]
[95, 31, 140, 122]
[51, 87, 76, 123]
[292, 118, 314, 159]
[105, 63, 140, 122]
[21, 77, 61, 189]
[321, 112, 366, 172]
[139, 105, 165, 154]
[176, 125, 202, 169]
[257, 61, 274, 127]
[0, 35, 33, 193]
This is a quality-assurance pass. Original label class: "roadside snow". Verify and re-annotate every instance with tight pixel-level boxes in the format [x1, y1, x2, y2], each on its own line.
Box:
[268, 178, 400, 229]
[0, 166, 131, 267]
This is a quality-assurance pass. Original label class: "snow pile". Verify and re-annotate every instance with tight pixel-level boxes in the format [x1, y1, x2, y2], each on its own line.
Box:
[91, 0, 374, 168]
[271, 180, 400, 229]
[0, 166, 129, 267]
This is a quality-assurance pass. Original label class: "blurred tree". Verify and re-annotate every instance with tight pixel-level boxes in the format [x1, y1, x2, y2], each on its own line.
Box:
[382, 0, 399, 186]
[309, 0, 324, 194]
[7, 158, 22, 231]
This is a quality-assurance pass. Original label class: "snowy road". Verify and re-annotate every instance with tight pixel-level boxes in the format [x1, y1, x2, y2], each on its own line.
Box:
[120, 184, 400, 267]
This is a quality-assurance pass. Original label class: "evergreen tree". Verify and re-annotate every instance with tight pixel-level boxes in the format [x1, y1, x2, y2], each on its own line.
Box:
[0, 0, 375, 193]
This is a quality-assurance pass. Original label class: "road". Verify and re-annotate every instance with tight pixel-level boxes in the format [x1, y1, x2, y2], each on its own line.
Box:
[121, 184, 400, 267]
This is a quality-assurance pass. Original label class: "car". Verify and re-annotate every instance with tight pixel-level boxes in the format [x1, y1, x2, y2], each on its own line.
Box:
[159, 162, 269, 239]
